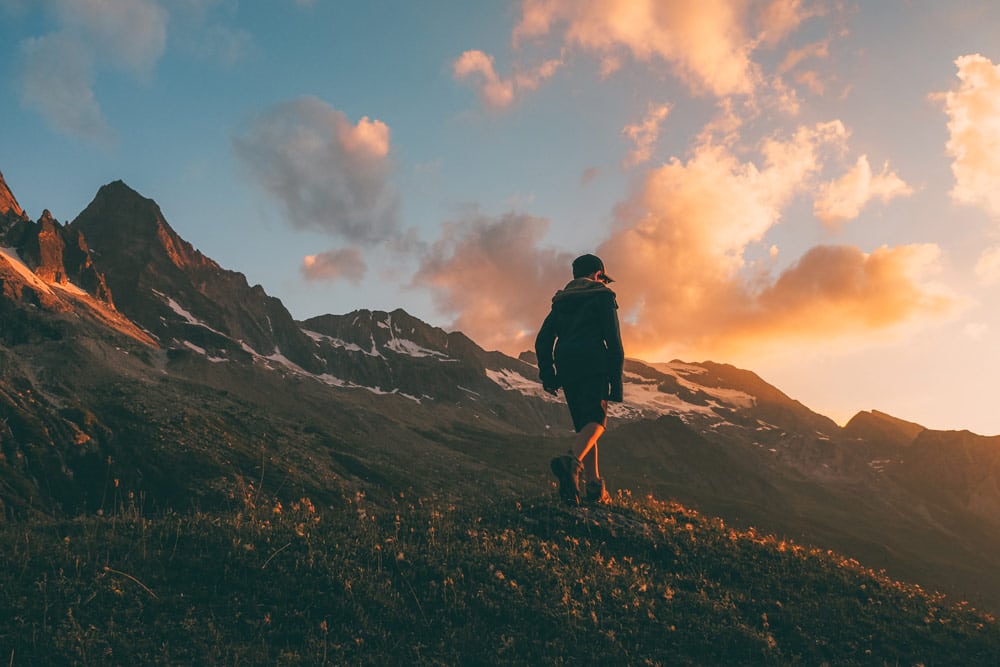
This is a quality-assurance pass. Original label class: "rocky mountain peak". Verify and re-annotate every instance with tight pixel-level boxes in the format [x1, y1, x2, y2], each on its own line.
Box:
[0, 170, 25, 219]
[844, 409, 926, 447]
[72, 180, 217, 274]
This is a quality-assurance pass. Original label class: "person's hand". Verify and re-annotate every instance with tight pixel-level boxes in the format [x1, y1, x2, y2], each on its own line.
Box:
[540, 370, 560, 396]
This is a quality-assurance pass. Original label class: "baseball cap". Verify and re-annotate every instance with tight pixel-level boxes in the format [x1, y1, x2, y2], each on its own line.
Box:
[572, 253, 614, 282]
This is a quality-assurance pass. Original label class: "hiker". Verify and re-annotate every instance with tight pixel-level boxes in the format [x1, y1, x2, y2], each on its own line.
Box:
[535, 253, 624, 506]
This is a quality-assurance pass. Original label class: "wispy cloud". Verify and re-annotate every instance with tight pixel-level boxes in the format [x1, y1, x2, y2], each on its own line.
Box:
[622, 104, 671, 168]
[452, 49, 562, 109]
[755, 0, 822, 47]
[233, 96, 399, 244]
[813, 155, 913, 228]
[18, 34, 111, 142]
[16, 0, 167, 141]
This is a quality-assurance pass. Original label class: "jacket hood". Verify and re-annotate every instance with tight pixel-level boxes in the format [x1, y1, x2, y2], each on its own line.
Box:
[552, 277, 616, 303]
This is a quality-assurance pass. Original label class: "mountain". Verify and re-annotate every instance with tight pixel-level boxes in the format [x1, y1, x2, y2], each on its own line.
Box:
[2, 175, 1000, 614]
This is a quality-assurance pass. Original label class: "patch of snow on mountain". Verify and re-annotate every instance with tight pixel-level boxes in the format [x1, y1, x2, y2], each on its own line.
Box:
[651, 361, 756, 409]
[183, 340, 206, 355]
[301, 329, 378, 356]
[385, 338, 451, 359]
[485, 368, 562, 402]
[183, 340, 227, 363]
[621, 380, 718, 416]
[153, 289, 228, 337]
[314, 373, 420, 402]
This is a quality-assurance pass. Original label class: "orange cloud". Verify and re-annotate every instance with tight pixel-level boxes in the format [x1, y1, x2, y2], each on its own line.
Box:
[413, 212, 573, 353]
[512, 0, 759, 97]
[622, 103, 671, 168]
[452, 49, 562, 109]
[595, 126, 953, 360]
[813, 155, 913, 228]
[753, 244, 951, 336]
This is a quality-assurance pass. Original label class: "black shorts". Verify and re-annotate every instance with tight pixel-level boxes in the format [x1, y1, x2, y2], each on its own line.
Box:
[563, 376, 609, 433]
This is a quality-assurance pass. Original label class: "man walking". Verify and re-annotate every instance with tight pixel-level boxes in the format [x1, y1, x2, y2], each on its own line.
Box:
[535, 254, 624, 506]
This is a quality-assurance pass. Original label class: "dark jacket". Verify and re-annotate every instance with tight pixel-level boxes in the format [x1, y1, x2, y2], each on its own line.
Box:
[535, 278, 625, 401]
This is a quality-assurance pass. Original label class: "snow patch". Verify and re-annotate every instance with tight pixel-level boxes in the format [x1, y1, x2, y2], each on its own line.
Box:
[485, 368, 562, 402]
[153, 289, 228, 337]
[385, 337, 451, 359]
[301, 329, 379, 356]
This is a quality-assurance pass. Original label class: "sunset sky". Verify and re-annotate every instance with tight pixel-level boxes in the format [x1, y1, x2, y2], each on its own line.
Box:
[4, 1, 1000, 434]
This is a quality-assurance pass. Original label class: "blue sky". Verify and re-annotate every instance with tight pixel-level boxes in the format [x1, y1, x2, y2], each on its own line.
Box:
[5, 1, 1000, 434]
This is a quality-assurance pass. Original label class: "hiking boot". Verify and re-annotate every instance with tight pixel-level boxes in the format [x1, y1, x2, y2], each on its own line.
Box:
[585, 479, 611, 505]
[550, 454, 582, 506]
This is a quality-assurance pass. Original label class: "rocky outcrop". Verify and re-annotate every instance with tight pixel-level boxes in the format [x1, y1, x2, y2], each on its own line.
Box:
[844, 409, 925, 448]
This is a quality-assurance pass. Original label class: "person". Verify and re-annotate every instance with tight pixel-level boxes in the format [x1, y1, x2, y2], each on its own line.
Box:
[535, 253, 624, 506]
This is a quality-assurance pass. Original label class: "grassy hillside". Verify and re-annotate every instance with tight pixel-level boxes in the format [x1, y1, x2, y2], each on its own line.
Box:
[2, 486, 997, 665]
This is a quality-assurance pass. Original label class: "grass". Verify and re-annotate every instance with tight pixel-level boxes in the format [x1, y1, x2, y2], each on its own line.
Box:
[1, 486, 998, 665]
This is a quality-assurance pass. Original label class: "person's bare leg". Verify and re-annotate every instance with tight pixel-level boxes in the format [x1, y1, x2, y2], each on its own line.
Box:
[573, 422, 604, 481]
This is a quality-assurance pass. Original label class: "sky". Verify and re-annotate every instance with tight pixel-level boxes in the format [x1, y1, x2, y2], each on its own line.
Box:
[3, 1, 1000, 435]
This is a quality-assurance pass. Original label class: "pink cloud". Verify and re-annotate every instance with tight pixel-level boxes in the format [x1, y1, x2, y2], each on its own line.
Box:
[301, 248, 367, 284]
[413, 212, 573, 352]
[621, 103, 671, 168]
[452, 49, 562, 109]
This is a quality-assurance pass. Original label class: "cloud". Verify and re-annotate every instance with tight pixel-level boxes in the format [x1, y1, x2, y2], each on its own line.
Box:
[452, 49, 562, 109]
[594, 124, 953, 359]
[170, 1, 254, 66]
[301, 248, 367, 284]
[413, 212, 574, 353]
[232, 96, 399, 244]
[18, 34, 112, 142]
[512, 0, 759, 97]
[16, 0, 167, 140]
[753, 244, 951, 335]
[622, 103, 671, 168]
[755, 0, 821, 47]
[813, 155, 913, 228]
[55, 0, 167, 75]
[941, 54, 1000, 218]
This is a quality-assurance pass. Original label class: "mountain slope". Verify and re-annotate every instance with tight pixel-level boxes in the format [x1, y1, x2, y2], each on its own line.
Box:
[2, 174, 1000, 613]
